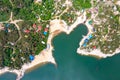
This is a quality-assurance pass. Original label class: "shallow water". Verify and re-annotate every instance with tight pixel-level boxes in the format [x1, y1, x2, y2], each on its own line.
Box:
[1, 24, 120, 80]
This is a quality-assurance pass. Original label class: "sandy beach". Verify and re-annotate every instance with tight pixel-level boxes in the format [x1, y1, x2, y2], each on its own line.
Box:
[0, 11, 86, 80]
[77, 15, 120, 58]
[77, 48, 120, 59]
[0, 2, 120, 79]
[0, 0, 87, 79]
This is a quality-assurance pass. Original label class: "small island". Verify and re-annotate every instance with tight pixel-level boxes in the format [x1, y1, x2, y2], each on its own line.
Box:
[0, 0, 120, 80]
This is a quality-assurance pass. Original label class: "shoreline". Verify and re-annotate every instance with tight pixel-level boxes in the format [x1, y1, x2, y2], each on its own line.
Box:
[77, 48, 120, 59]
[0, 11, 87, 80]
[0, 8, 120, 80]
[25, 62, 48, 73]
[77, 16, 120, 58]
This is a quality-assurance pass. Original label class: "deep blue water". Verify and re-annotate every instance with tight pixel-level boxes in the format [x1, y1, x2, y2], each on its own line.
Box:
[0, 24, 120, 80]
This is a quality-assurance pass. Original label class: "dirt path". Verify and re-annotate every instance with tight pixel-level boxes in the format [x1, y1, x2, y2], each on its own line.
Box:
[9, 0, 14, 7]
[54, 0, 72, 19]
[0, 12, 23, 43]
[9, 12, 23, 43]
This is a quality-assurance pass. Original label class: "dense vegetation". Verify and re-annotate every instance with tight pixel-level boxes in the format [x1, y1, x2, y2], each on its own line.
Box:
[0, 0, 12, 21]
[81, 1, 120, 54]
[1, 0, 119, 70]
[0, 0, 52, 69]
[60, 8, 77, 25]
[73, 0, 91, 10]
[0, 0, 94, 69]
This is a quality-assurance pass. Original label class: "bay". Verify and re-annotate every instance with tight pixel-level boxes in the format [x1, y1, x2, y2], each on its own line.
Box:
[1, 24, 120, 80]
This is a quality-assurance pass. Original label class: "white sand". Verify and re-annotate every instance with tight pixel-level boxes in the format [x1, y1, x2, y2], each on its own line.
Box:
[0, 4, 120, 80]
[0, 11, 87, 80]
[116, 1, 120, 6]
[0, 20, 57, 80]
[77, 48, 120, 58]
[77, 14, 120, 58]
[0, 49, 56, 80]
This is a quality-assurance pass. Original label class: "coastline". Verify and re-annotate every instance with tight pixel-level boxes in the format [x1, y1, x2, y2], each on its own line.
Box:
[0, 11, 87, 80]
[77, 16, 120, 58]
[77, 48, 120, 59]
[0, 7, 120, 80]
[0, 0, 88, 79]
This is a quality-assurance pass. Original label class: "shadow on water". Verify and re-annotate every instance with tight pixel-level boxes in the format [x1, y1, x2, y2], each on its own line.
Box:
[1, 24, 120, 80]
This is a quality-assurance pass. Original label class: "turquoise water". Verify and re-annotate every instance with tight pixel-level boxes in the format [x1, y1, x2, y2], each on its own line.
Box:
[1, 24, 120, 80]
[0, 72, 16, 80]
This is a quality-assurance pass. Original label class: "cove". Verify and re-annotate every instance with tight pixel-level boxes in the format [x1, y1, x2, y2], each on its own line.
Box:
[0, 24, 120, 80]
